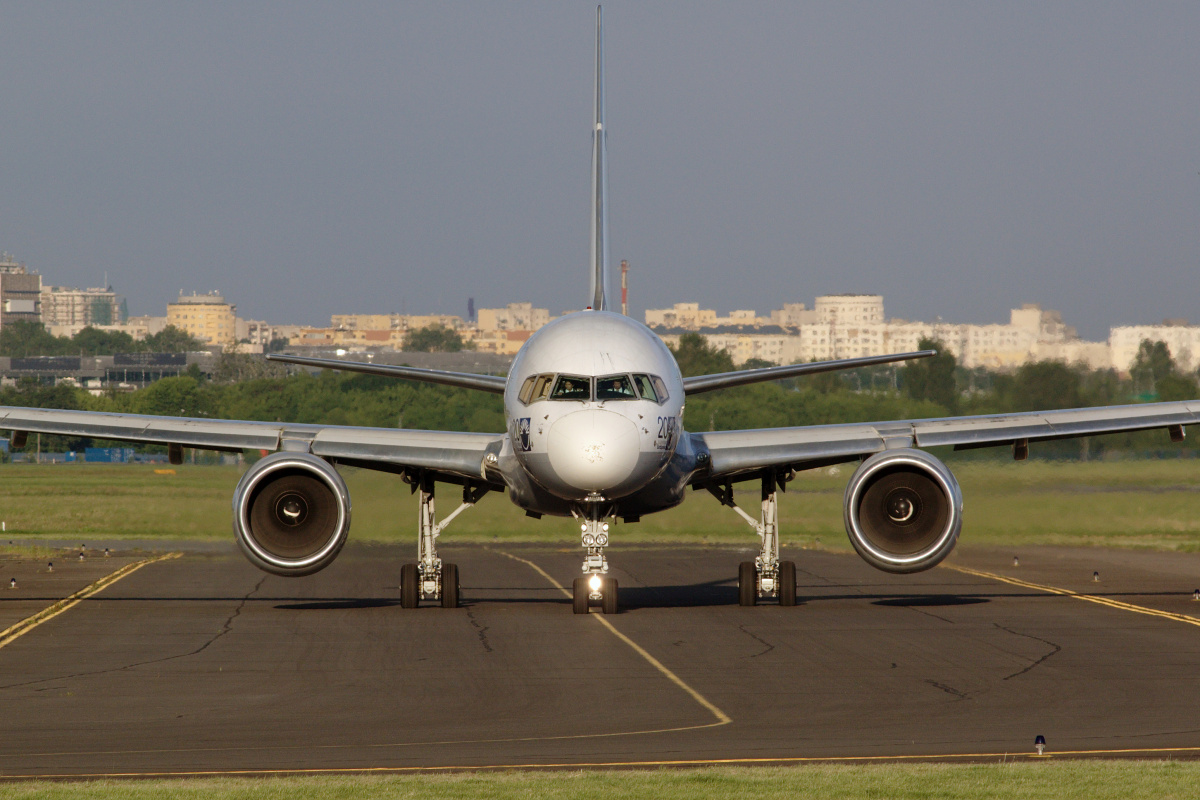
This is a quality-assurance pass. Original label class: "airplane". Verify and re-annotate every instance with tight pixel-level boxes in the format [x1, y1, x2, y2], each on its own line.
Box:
[2, 7, 1197, 615]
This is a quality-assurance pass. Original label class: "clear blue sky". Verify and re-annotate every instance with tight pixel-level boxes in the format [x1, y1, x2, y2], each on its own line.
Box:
[1, 2, 1197, 339]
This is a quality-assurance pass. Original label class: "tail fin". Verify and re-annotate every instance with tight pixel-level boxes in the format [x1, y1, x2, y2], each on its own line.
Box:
[589, 6, 610, 311]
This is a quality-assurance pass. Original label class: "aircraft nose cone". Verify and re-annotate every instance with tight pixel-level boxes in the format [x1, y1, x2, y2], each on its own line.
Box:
[547, 410, 641, 493]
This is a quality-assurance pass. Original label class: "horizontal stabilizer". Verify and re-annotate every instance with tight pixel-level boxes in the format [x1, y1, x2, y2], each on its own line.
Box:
[265, 354, 508, 394]
[682, 350, 936, 395]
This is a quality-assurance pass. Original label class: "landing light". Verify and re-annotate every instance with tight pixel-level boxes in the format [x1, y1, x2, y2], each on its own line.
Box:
[581, 523, 588, 533]
[588, 574, 602, 592]
[582, 534, 595, 546]
[601, 523, 609, 532]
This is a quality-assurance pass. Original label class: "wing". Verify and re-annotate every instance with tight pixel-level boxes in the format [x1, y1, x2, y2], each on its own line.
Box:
[265, 354, 508, 394]
[694, 400, 1200, 480]
[681, 351, 934, 395]
[0, 406, 502, 482]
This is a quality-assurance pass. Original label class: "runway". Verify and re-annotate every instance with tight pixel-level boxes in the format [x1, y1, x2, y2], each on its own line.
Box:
[1, 541, 1199, 777]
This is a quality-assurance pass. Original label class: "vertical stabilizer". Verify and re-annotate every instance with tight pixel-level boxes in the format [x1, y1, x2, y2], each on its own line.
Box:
[589, 6, 610, 311]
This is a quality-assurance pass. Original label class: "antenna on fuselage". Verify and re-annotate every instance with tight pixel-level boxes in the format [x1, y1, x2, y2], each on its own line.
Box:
[588, 5, 609, 312]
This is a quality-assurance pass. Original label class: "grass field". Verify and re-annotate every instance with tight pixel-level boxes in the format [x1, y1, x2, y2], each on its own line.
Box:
[0, 459, 1197, 552]
[2, 761, 1199, 799]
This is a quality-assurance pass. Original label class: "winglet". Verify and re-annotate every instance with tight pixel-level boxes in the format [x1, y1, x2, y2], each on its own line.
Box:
[589, 5, 609, 311]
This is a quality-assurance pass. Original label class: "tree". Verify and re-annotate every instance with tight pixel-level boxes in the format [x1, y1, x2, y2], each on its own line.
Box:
[143, 325, 205, 353]
[903, 338, 958, 412]
[402, 324, 468, 353]
[669, 333, 735, 377]
[1130, 340, 1177, 399]
[0, 321, 67, 357]
[71, 326, 139, 356]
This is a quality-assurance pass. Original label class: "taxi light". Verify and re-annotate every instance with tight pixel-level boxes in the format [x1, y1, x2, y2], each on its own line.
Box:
[588, 575, 602, 592]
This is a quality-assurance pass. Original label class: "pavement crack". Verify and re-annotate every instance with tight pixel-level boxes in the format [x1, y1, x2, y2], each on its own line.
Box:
[465, 608, 493, 653]
[0, 576, 266, 691]
[994, 623, 1062, 681]
[737, 624, 775, 658]
[924, 679, 969, 700]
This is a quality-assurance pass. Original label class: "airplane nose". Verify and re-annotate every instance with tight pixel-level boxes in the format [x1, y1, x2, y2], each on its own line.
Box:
[547, 410, 641, 493]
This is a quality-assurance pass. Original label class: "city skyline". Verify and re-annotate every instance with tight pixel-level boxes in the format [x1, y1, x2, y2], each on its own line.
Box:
[1, 4, 1197, 340]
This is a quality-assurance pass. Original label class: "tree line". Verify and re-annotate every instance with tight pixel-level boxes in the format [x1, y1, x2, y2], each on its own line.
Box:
[0, 321, 206, 358]
[1, 332, 1195, 460]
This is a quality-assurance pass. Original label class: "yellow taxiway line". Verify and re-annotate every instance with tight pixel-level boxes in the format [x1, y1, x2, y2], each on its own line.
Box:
[0, 552, 182, 650]
[943, 563, 1200, 629]
[498, 549, 732, 726]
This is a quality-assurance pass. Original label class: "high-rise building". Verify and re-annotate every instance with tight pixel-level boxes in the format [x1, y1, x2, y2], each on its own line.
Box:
[167, 292, 236, 347]
[0, 253, 42, 328]
[40, 285, 126, 328]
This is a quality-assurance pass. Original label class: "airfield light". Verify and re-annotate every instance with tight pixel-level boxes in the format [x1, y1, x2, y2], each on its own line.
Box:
[588, 574, 602, 592]
[1093, 571, 1099, 582]
[104, 548, 110, 557]
[9, 578, 14, 589]
[47, 562, 53, 573]
[1034, 735, 1046, 756]
[1013, 556, 1019, 567]
[79, 552, 85, 561]
[1193, 589, 1199, 601]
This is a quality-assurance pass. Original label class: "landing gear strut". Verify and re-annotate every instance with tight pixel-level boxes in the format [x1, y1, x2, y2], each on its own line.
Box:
[400, 473, 487, 608]
[573, 507, 618, 614]
[711, 472, 796, 606]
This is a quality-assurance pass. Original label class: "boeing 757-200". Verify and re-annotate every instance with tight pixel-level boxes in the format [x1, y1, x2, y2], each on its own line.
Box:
[3, 8, 1197, 614]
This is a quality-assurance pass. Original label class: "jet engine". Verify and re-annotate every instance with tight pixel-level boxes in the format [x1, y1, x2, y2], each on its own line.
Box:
[843, 448, 963, 574]
[233, 452, 351, 577]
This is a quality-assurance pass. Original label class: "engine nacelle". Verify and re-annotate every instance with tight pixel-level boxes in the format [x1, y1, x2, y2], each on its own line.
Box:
[843, 448, 963, 574]
[233, 452, 351, 577]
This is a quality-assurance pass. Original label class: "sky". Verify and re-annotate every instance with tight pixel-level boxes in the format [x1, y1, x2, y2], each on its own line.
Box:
[1, 2, 1197, 340]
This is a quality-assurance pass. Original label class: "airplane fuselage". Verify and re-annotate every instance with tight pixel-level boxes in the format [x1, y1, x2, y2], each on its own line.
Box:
[498, 311, 699, 519]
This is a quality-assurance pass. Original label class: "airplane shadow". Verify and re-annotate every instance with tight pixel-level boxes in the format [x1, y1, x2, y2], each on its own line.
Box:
[872, 595, 990, 608]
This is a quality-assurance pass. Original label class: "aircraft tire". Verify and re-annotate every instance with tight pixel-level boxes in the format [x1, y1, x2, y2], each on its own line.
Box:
[441, 563, 460, 609]
[738, 561, 757, 606]
[401, 563, 419, 609]
[601, 577, 619, 615]
[779, 560, 797, 606]
[573, 577, 590, 614]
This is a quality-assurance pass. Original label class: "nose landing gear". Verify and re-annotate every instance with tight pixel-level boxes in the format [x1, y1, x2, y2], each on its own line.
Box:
[573, 514, 618, 614]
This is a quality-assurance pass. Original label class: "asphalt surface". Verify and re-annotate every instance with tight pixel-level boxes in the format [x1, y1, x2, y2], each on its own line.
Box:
[1, 541, 1199, 777]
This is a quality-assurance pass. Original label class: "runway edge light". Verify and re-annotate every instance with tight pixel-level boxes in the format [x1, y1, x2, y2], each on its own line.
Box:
[1034, 735, 1046, 755]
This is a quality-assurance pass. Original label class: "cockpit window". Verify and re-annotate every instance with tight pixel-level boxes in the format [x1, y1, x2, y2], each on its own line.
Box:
[550, 374, 592, 400]
[531, 374, 553, 402]
[632, 374, 658, 402]
[596, 374, 637, 401]
[651, 376, 669, 403]
[518, 376, 537, 404]
[518, 374, 555, 405]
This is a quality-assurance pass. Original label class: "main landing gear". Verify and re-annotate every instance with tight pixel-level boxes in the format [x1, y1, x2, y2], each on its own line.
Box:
[709, 472, 796, 607]
[399, 473, 488, 609]
[572, 510, 618, 614]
